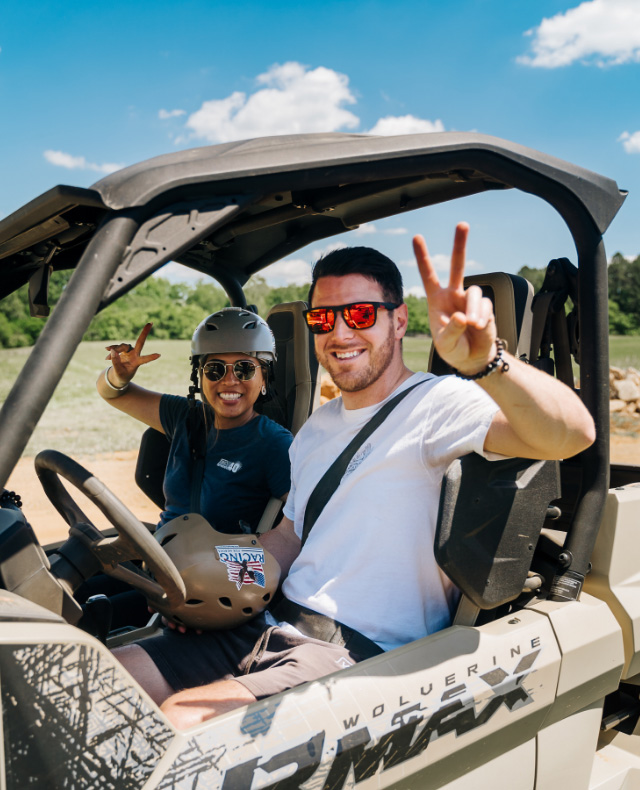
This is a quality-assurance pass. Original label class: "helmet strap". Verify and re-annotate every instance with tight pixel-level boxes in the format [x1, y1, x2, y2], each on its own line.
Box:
[188, 363, 201, 399]
[187, 364, 208, 516]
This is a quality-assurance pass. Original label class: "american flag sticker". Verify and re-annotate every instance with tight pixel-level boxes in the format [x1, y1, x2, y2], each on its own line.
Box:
[216, 545, 267, 590]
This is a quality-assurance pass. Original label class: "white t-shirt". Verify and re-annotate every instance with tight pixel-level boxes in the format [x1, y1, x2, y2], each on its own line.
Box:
[282, 372, 500, 652]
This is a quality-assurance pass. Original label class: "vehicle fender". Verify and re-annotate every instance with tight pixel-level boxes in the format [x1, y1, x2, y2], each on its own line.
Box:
[584, 485, 640, 681]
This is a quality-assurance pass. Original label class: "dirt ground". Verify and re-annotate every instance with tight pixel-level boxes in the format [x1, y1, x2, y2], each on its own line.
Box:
[8, 431, 640, 546]
[7, 451, 162, 545]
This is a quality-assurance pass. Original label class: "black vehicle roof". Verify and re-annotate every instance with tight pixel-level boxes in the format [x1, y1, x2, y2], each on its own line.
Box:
[0, 132, 626, 302]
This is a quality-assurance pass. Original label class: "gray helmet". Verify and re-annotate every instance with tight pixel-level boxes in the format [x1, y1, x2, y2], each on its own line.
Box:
[191, 307, 276, 365]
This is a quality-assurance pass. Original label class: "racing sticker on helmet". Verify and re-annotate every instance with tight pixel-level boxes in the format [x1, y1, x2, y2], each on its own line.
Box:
[216, 544, 266, 590]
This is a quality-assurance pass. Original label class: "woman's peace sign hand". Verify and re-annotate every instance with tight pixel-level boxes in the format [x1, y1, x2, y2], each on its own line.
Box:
[104, 323, 161, 387]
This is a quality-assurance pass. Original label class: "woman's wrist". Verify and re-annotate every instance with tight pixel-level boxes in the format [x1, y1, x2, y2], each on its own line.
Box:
[97, 367, 131, 399]
[106, 366, 130, 390]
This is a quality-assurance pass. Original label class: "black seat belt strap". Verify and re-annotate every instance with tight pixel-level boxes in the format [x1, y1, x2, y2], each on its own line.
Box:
[272, 378, 427, 658]
[187, 400, 207, 513]
[272, 598, 384, 658]
[529, 290, 554, 367]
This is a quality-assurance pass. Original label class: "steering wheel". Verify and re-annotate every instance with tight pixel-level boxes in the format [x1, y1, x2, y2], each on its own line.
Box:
[35, 449, 186, 611]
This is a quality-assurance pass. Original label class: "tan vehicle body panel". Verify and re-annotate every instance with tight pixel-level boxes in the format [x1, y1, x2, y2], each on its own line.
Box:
[0, 582, 628, 789]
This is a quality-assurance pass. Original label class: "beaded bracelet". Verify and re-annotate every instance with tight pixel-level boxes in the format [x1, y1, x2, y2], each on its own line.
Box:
[455, 338, 510, 381]
[1, 489, 22, 509]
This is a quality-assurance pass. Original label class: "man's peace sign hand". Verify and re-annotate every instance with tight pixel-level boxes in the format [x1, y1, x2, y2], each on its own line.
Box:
[413, 223, 497, 376]
[104, 323, 161, 387]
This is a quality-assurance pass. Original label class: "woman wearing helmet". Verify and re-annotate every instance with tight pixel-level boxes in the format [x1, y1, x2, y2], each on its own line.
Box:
[96, 307, 292, 534]
[89, 307, 292, 632]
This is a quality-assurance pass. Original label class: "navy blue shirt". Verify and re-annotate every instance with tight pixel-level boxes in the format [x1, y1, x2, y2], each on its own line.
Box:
[159, 395, 292, 533]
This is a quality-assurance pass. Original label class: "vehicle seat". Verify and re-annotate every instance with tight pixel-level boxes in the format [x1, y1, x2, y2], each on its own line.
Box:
[254, 301, 320, 531]
[436, 454, 561, 626]
[258, 301, 320, 435]
[429, 272, 534, 374]
[135, 428, 169, 511]
[428, 272, 557, 626]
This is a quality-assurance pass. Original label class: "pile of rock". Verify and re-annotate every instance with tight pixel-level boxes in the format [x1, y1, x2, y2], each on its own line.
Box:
[610, 367, 640, 414]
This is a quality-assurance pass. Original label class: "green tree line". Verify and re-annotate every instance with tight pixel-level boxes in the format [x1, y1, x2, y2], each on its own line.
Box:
[0, 271, 430, 348]
[4, 251, 638, 349]
[519, 253, 640, 336]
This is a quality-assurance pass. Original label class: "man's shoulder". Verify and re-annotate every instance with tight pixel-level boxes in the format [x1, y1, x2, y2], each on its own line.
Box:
[387, 371, 437, 404]
[294, 371, 465, 437]
[295, 395, 343, 436]
[402, 370, 488, 398]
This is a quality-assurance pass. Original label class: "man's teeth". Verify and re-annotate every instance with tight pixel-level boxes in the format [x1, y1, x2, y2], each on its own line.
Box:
[335, 350, 362, 359]
[219, 393, 242, 401]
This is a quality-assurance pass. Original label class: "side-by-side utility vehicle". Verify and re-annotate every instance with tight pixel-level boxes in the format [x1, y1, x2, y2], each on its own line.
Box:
[0, 132, 637, 789]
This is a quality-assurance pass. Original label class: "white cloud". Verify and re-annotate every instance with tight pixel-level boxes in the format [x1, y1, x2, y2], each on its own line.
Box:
[311, 241, 348, 260]
[159, 258, 311, 288]
[367, 115, 445, 135]
[159, 108, 186, 119]
[350, 222, 408, 237]
[43, 149, 123, 174]
[518, 0, 640, 68]
[262, 258, 312, 287]
[404, 285, 427, 298]
[185, 62, 359, 143]
[619, 130, 640, 153]
[429, 253, 457, 274]
[177, 62, 446, 147]
[353, 223, 378, 236]
[401, 253, 483, 274]
[157, 261, 206, 283]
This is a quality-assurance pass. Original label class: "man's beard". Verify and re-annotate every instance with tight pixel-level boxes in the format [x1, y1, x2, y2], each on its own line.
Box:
[318, 321, 396, 393]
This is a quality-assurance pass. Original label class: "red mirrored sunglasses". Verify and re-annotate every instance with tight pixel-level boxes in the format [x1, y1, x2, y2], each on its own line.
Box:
[303, 302, 401, 334]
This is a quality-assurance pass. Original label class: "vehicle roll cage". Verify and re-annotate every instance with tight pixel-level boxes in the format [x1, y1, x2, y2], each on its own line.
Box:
[0, 132, 627, 602]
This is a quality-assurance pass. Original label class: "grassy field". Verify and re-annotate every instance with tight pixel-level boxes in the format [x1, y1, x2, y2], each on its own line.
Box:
[608, 336, 640, 370]
[1, 340, 193, 457]
[1, 333, 639, 457]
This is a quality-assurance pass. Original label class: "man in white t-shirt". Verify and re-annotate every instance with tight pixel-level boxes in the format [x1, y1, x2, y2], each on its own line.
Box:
[121, 223, 595, 728]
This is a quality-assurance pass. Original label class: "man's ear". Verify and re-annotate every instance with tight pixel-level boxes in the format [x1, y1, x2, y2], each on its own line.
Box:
[395, 303, 409, 339]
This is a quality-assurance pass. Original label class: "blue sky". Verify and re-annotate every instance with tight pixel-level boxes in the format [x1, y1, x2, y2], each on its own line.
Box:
[2, 0, 639, 295]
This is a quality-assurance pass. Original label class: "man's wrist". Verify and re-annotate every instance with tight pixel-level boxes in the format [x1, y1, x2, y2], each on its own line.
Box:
[454, 340, 510, 381]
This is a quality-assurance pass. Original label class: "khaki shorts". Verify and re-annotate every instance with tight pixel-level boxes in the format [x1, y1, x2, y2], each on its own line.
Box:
[139, 613, 363, 699]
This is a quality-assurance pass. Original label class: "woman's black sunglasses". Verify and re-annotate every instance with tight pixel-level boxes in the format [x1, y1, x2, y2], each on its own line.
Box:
[202, 359, 261, 382]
